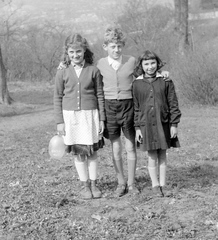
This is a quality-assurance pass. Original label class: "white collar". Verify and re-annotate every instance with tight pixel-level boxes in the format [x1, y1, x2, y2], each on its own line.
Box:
[72, 60, 85, 68]
[136, 72, 163, 80]
[108, 56, 122, 65]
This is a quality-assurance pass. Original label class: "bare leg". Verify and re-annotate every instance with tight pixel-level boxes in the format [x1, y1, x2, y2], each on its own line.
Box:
[124, 136, 137, 186]
[111, 137, 126, 185]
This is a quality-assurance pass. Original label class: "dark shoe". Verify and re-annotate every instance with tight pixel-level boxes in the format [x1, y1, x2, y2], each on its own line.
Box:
[160, 186, 173, 197]
[80, 181, 92, 200]
[151, 186, 164, 197]
[91, 180, 102, 199]
[127, 184, 140, 195]
[114, 183, 127, 197]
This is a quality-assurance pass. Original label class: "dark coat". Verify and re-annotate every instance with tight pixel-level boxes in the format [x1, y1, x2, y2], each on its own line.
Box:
[132, 75, 181, 151]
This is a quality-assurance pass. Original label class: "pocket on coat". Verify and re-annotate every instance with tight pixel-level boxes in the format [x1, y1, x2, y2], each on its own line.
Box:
[139, 112, 146, 126]
[161, 110, 169, 123]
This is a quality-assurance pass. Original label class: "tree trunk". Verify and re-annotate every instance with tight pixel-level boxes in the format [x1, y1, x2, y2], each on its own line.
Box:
[174, 0, 191, 53]
[180, 0, 190, 49]
[0, 45, 13, 105]
[174, 0, 182, 32]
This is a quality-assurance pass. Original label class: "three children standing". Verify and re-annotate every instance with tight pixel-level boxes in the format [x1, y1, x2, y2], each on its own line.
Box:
[54, 27, 181, 199]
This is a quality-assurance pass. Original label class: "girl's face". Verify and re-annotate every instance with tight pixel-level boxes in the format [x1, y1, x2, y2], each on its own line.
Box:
[67, 46, 85, 65]
[142, 59, 158, 77]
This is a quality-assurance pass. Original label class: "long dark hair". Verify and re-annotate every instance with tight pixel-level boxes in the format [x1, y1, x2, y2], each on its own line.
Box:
[134, 50, 165, 77]
[63, 33, 94, 65]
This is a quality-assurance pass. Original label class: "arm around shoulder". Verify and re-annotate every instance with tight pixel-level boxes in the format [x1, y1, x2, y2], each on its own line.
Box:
[166, 79, 181, 126]
[94, 68, 106, 121]
[54, 70, 65, 124]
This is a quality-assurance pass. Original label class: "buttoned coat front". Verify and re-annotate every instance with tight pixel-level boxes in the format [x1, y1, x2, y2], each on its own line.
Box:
[54, 63, 105, 124]
[132, 75, 181, 151]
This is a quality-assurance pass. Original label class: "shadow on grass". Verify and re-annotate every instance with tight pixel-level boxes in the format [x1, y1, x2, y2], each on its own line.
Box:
[167, 163, 218, 190]
[98, 162, 218, 193]
[0, 104, 53, 117]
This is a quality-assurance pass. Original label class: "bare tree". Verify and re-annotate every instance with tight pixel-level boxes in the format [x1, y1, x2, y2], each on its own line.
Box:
[116, 0, 174, 58]
[0, 0, 27, 64]
[23, 21, 66, 81]
[0, 0, 27, 104]
[174, 0, 191, 52]
[0, 45, 13, 104]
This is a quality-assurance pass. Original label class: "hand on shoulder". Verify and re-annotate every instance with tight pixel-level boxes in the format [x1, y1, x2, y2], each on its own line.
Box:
[57, 61, 68, 70]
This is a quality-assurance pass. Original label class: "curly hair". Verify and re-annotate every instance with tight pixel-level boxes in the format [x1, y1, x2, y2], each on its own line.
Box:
[63, 33, 94, 65]
[103, 26, 126, 46]
[134, 50, 165, 78]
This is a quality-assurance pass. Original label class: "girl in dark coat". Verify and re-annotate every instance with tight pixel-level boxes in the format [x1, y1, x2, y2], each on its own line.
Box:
[132, 50, 181, 197]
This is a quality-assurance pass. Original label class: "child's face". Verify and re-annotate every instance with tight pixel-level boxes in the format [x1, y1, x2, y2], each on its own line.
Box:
[103, 42, 124, 60]
[67, 46, 85, 65]
[142, 59, 158, 77]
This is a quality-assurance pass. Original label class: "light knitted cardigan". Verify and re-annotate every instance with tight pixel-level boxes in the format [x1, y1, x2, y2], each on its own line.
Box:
[97, 55, 136, 100]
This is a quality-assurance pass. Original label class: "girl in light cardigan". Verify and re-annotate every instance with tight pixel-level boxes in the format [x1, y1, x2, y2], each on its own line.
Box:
[54, 33, 105, 199]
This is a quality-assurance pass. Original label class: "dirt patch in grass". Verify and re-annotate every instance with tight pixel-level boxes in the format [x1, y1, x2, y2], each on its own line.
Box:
[1, 82, 218, 239]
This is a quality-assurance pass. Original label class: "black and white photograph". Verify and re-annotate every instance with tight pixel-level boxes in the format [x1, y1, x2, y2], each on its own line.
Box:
[0, 0, 218, 239]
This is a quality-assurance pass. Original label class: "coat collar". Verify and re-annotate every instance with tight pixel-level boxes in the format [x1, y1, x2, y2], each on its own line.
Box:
[136, 72, 163, 80]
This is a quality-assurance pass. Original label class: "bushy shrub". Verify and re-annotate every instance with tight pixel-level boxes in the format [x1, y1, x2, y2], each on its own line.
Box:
[170, 49, 218, 105]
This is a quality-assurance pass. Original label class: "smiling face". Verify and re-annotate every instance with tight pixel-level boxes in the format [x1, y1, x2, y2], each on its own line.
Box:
[142, 59, 158, 77]
[103, 42, 124, 60]
[67, 46, 85, 66]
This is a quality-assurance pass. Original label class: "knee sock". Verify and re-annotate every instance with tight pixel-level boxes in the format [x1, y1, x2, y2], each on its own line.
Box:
[113, 158, 126, 185]
[127, 158, 137, 186]
[148, 166, 159, 187]
[158, 150, 167, 187]
[74, 156, 88, 182]
[148, 150, 159, 187]
[159, 165, 167, 186]
[88, 157, 98, 181]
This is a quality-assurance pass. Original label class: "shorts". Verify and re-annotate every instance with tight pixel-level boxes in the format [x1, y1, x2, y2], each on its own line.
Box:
[103, 99, 135, 141]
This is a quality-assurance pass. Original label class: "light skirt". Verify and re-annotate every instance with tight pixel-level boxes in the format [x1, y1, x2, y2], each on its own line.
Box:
[63, 109, 100, 146]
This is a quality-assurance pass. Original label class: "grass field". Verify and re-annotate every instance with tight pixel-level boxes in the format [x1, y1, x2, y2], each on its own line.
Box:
[0, 82, 218, 240]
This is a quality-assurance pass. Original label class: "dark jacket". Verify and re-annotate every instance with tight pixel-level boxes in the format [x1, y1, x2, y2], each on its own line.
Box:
[132, 74, 181, 150]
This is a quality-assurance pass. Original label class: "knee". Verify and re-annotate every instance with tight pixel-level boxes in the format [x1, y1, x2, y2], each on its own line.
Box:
[125, 142, 135, 155]
[111, 139, 122, 160]
[158, 150, 167, 164]
[124, 135, 135, 154]
[148, 150, 157, 166]
[126, 145, 135, 154]
[113, 150, 121, 161]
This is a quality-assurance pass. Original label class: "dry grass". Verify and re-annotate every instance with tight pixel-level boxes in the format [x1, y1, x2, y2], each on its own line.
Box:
[1, 83, 218, 239]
